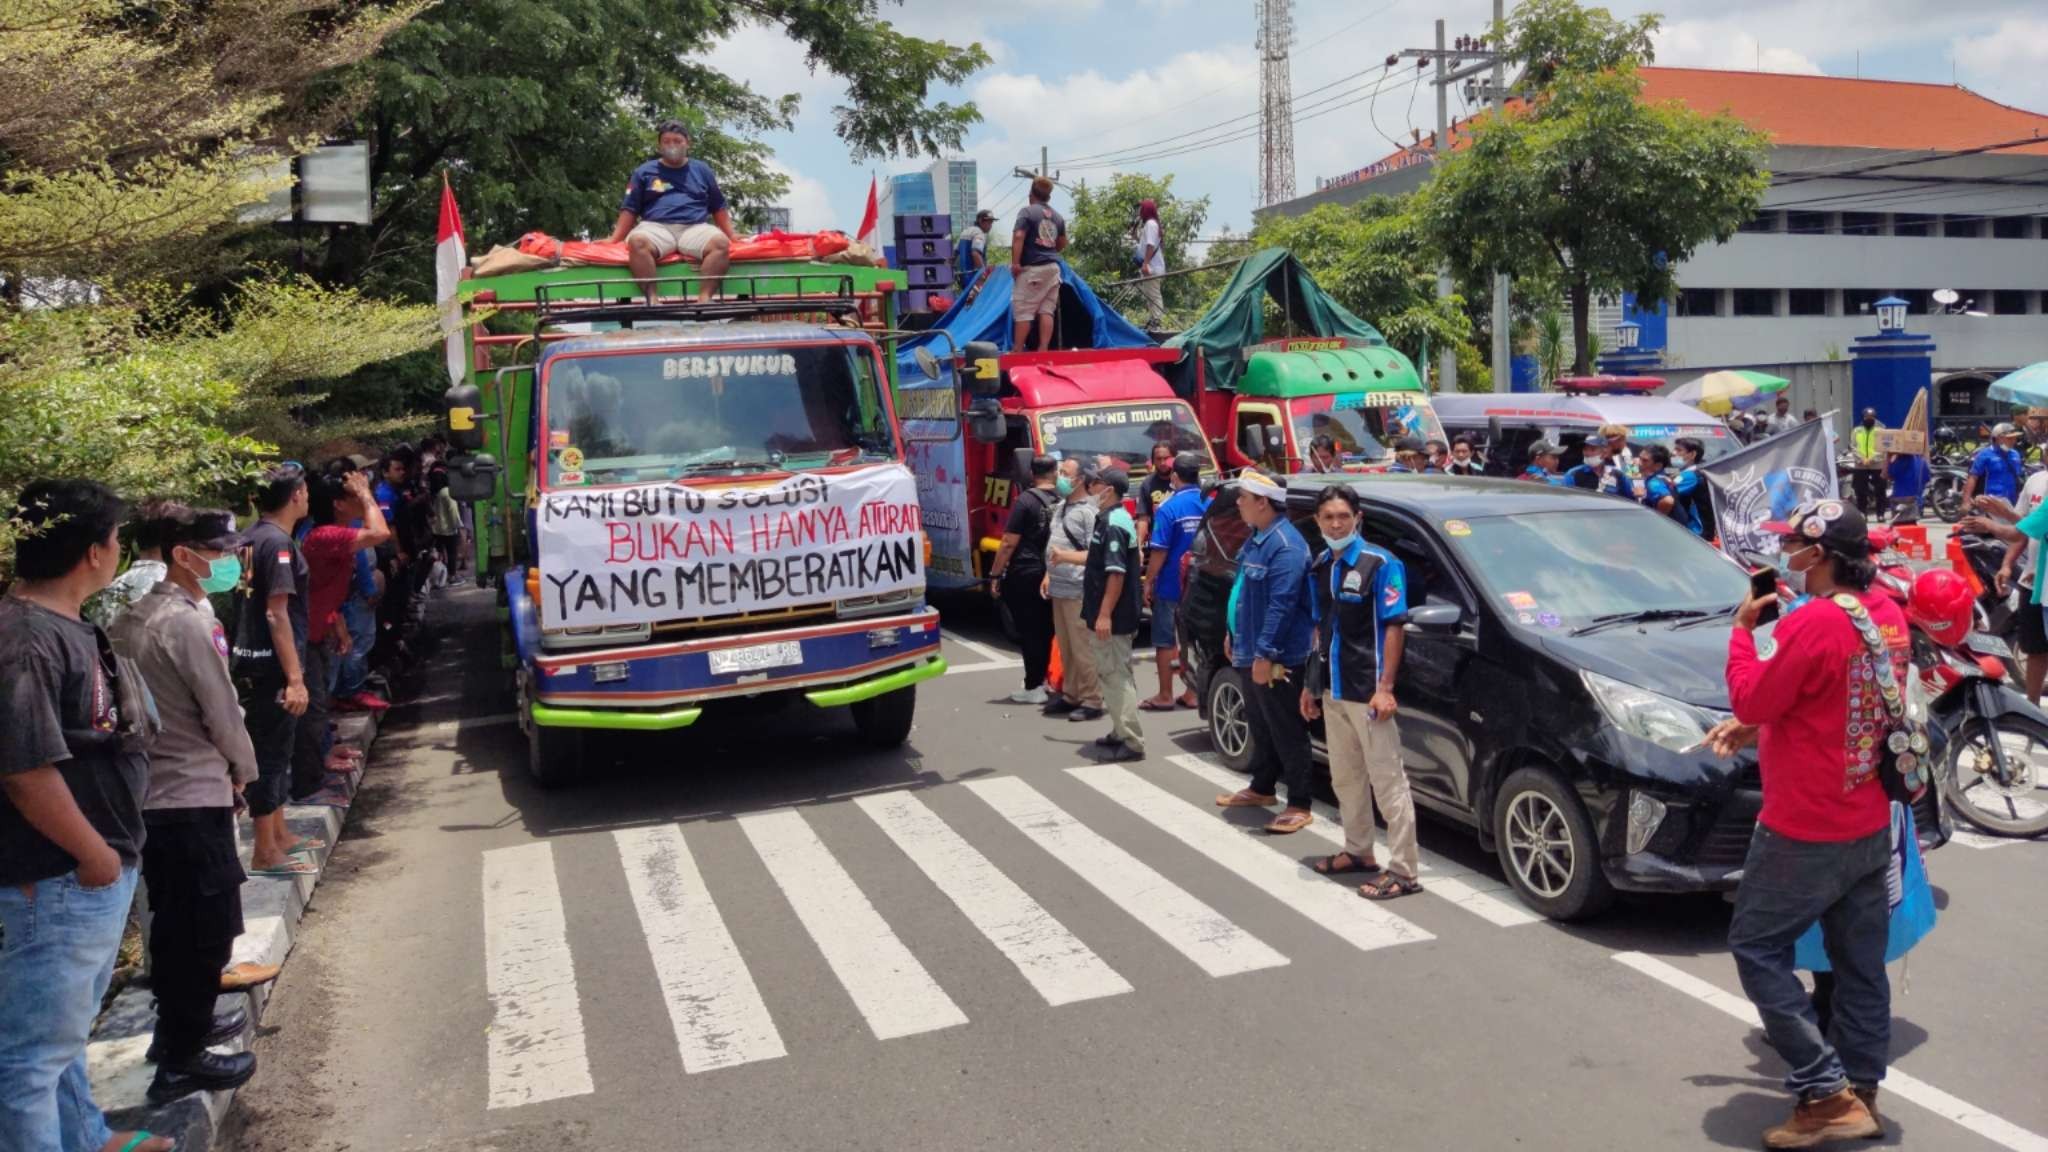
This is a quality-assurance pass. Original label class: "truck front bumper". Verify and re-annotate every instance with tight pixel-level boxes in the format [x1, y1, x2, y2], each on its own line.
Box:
[528, 656, 948, 730]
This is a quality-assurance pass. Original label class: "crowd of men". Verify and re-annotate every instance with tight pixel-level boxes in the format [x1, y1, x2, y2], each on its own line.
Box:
[0, 437, 465, 1152]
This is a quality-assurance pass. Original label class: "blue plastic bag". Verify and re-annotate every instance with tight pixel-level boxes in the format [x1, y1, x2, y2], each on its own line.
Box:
[1795, 802, 1936, 971]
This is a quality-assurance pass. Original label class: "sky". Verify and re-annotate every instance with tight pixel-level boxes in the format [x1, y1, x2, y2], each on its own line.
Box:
[695, 0, 2048, 240]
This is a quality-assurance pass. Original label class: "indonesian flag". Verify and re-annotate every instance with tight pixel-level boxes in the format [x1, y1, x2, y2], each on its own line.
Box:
[436, 174, 468, 389]
[855, 175, 879, 251]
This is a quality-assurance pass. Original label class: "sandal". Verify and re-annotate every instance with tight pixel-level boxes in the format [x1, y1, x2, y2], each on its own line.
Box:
[1138, 699, 1177, 712]
[284, 837, 327, 856]
[1176, 694, 1199, 709]
[108, 1132, 173, 1152]
[1359, 872, 1424, 901]
[1215, 789, 1278, 808]
[250, 859, 317, 878]
[1263, 809, 1314, 835]
[1311, 852, 1382, 876]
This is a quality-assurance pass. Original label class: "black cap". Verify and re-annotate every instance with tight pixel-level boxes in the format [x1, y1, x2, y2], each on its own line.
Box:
[1171, 452, 1203, 483]
[1394, 436, 1425, 454]
[1095, 466, 1131, 497]
[976, 208, 996, 222]
[169, 510, 247, 552]
[1761, 499, 1869, 558]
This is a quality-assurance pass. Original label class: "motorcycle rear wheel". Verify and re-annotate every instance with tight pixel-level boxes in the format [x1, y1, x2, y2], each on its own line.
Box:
[1946, 714, 2048, 837]
[1928, 473, 1966, 523]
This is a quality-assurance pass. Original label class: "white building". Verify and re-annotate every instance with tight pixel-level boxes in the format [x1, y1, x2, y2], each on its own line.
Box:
[1263, 68, 2048, 404]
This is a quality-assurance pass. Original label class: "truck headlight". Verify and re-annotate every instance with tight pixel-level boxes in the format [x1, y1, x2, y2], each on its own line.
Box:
[1582, 670, 1712, 754]
[1626, 791, 1668, 855]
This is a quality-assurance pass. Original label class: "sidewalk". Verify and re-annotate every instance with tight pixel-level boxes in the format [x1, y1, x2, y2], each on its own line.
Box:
[82, 708, 383, 1151]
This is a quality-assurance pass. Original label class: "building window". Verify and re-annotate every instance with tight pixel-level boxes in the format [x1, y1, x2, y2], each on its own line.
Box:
[1787, 289, 1828, 316]
[1675, 288, 1720, 317]
[1841, 212, 1886, 236]
[1892, 214, 1934, 237]
[1738, 211, 1780, 234]
[1785, 212, 1830, 235]
[1992, 290, 2031, 315]
[1732, 289, 1778, 317]
[1896, 289, 1932, 314]
[1943, 216, 1986, 238]
[1992, 216, 2031, 240]
[1843, 289, 1886, 316]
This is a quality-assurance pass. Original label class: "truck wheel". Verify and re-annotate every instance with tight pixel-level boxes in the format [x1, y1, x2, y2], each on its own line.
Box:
[1206, 667, 1256, 773]
[851, 686, 917, 748]
[1491, 766, 1614, 921]
[525, 705, 582, 789]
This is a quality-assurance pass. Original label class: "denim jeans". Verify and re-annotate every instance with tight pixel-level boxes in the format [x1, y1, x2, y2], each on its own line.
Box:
[0, 866, 141, 1152]
[333, 596, 375, 697]
[1728, 824, 1892, 1099]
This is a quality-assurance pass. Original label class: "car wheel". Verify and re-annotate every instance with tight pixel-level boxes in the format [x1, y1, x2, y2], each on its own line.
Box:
[1491, 766, 1613, 921]
[851, 685, 917, 749]
[1206, 667, 1256, 772]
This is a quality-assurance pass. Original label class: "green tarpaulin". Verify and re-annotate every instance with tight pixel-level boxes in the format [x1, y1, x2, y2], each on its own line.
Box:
[1163, 248, 1391, 397]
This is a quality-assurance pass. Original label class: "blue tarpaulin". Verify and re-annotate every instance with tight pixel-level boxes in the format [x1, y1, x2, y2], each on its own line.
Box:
[896, 258, 1154, 377]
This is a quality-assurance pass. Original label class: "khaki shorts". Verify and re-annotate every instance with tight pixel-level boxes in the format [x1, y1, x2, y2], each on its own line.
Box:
[628, 220, 725, 260]
[1012, 263, 1062, 320]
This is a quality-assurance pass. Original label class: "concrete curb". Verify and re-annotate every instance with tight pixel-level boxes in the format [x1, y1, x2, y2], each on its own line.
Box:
[84, 709, 382, 1151]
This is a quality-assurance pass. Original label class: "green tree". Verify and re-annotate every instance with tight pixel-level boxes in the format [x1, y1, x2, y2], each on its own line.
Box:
[321, 0, 990, 300]
[1063, 173, 1209, 324]
[1414, 1, 1768, 374]
[1246, 200, 1472, 373]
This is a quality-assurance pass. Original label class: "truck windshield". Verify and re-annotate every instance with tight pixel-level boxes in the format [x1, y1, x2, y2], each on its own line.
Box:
[1289, 392, 1447, 462]
[1038, 402, 1211, 470]
[541, 344, 896, 486]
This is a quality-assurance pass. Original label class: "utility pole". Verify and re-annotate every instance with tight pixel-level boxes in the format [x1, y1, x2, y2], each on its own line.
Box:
[1489, 0, 1511, 394]
[1395, 20, 1501, 393]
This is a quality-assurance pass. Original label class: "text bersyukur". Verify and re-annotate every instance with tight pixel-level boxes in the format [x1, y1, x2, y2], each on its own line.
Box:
[535, 464, 923, 627]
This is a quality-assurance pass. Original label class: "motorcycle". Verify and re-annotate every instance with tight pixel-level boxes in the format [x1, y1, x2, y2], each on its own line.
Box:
[1944, 530, 2024, 656]
[1875, 538, 2048, 838]
[1924, 464, 1971, 523]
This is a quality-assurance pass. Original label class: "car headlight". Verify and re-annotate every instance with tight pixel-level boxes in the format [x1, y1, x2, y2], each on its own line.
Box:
[1581, 670, 1712, 754]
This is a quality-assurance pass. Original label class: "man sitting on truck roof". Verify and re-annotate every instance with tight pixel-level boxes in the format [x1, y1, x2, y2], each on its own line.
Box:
[607, 118, 735, 304]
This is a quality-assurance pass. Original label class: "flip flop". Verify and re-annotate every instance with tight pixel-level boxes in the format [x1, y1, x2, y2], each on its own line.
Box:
[285, 838, 327, 857]
[1176, 695, 1199, 709]
[250, 859, 317, 878]
[1215, 789, 1279, 808]
[1263, 809, 1315, 835]
[1138, 699, 1177, 712]
[113, 1132, 173, 1152]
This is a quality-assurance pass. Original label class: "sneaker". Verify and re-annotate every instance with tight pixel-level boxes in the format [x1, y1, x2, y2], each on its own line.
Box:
[1099, 741, 1144, 762]
[1763, 1088, 1881, 1148]
[1066, 706, 1106, 722]
[1093, 733, 1123, 748]
[344, 691, 391, 713]
[1007, 687, 1049, 706]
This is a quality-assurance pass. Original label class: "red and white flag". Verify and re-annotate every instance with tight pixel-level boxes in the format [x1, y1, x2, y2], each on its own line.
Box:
[855, 175, 879, 251]
[436, 173, 468, 389]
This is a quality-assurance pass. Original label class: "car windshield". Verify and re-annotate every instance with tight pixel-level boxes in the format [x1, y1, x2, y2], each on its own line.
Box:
[1037, 402, 1212, 471]
[1289, 393, 1447, 463]
[540, 344, 895, 486]
[1625, 422, 1739, 462]
[1444, 508, 1749, 628]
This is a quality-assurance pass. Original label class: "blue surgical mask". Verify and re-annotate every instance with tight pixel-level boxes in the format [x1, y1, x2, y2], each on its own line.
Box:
[1322, 532, 1358, 553]
[1055, 475, 1075, 497]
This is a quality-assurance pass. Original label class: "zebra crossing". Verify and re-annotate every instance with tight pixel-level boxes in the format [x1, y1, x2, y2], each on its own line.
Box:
[477, 755, 1535, 1110]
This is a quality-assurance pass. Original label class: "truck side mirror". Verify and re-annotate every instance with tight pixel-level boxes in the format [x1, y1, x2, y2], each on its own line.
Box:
[963, 340, 1003, 399]
[1263, 425, 1287, 458]
[446, 452, 501, 504]
[967, 398, 1005, 444]
[1012, 446, 1036, 485]
[1237, 424, 1265, 462]
[444, 383, 488, 452]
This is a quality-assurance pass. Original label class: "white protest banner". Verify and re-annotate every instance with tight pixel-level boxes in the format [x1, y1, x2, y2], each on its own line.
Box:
[534, 464, 924, 628]
[1699, 415, 1840, 563]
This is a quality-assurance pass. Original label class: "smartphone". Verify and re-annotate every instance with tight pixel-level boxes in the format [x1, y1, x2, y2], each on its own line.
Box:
[1749, 566, 1780, 626]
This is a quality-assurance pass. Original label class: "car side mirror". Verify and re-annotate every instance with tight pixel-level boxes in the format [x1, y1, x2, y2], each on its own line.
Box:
[1407, 602, 1463, 633]
[446, 452, 501, 504]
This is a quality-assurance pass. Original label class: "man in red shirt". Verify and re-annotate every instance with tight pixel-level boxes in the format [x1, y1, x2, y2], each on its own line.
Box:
[291, 471, 391, 804]
[1709, 499, 1902, 1147]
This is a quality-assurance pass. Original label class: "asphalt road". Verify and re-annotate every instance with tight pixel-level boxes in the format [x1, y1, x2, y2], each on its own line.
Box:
[225, 585, 2048, 1152]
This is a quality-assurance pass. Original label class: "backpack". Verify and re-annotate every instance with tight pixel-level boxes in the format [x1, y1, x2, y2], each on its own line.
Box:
[1832, 592, 1931, 804]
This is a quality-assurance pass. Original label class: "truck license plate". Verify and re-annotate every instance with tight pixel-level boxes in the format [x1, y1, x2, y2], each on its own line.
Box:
[709, 641, 803, 676]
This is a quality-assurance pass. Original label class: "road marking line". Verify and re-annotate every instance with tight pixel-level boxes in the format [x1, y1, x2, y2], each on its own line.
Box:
[1613, 952, 2048, 1152]
[1948, 827, 2025, 850]
[481, 842, 593, 1109]
[942, 629, 1014, 666]
[964, 777, 1288, 978]
[1166, 753, 1540, 928]
[737, 808, 967, 1040]
[612, 825, 786, 1073]
[945, 658, 1025, 675]
[1068, 766, 1434, 953]
[855, 792, 1131, 1006]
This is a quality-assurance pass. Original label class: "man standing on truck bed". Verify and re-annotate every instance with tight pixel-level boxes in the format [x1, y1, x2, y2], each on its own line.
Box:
[608, 119, 736, 304]
[1011, 176, 1068, 353]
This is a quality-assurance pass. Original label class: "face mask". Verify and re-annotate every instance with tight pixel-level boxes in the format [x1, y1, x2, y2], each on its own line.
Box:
[1584, 454, 1606, 469]
[1321, 532, 1357, 552]
[660, 145, 688, 165]
[1055, 475, 1075, 497]
[1780, 544, 1817, 597]
[185, 551, 242, 594]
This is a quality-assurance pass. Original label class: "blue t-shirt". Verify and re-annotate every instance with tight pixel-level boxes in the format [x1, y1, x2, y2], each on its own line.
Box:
[373, 480, 400, 521]
[1146, 486, 1210, 603]
[1971, 445, 2023, 503]
[1521, 465, 1571, 487]
[1888, 455, 1929, 501]
[1639, 474, 1676, 512]
[621, 158, 727, 226]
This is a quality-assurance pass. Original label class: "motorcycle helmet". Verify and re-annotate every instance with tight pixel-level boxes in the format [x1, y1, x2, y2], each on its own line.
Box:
[1906, 569, 1975, 646]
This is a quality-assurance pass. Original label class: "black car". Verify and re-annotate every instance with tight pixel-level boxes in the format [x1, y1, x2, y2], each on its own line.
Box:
[1178, 474, 1942, 920]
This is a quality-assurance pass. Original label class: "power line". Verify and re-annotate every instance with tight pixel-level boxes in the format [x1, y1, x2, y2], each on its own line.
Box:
[1049, 64, 1383, 168]
[1056, 72, 1426, 174]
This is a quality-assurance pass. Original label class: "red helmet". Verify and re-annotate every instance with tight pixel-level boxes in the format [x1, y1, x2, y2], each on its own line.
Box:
[1906, 569, 1974, 645]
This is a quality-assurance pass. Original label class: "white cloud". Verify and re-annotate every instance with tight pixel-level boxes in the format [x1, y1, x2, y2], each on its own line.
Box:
[765, 161, 840, 233]
[1653, 19, 1825, 75]
[1954, 17, 2048, 112]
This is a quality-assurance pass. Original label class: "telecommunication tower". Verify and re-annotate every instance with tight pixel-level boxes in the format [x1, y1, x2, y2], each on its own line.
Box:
[1256, 0, 1295, 207]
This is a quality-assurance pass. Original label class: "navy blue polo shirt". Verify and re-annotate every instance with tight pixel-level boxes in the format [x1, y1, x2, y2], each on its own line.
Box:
[622, 159, 727, 226]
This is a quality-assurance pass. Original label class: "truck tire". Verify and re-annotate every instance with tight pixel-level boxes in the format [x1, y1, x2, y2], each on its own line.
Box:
[1205, 667, 1256, 773]
[1491, 766, 1614, 921]
[525, 705, 582, 790]
[851, 685, 917, 748]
